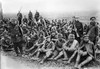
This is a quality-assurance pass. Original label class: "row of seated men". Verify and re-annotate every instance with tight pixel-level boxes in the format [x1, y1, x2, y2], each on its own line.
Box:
[24, 32, 98, 69]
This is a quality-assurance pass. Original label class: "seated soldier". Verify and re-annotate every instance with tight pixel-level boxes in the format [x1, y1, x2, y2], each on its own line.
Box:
[50, 33, 66, 60]
[28, 31, 46, 58]
[54, 34, 79, 61]
[1, 35, 12, 51]
[74, 35, 95, 69]
[95, 35, 100, 53]
[24, 34, 38, 55]
[39, 36, 55, 63]
[50, 32, 58, 40]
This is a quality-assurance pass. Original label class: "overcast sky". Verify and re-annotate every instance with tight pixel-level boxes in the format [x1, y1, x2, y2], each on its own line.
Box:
[1, 0, 100, 14]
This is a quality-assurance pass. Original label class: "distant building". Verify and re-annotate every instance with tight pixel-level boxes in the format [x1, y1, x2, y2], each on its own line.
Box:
[0, 2, 3, 20]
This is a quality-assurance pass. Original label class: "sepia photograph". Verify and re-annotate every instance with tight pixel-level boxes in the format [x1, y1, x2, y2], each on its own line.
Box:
[0, 0, 100, 69]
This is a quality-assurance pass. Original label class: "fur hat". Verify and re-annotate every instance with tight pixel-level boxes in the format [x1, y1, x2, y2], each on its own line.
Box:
[90, 17, 96, 20]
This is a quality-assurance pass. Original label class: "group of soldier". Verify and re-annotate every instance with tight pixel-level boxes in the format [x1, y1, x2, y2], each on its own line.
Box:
[0, 11, 100, 69]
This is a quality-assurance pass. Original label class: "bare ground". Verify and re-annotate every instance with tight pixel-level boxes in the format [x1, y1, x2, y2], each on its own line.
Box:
[1, 51, 100, 69]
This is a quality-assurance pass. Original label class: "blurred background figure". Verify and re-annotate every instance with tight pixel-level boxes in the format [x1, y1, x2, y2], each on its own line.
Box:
[17, 11, 22, 25]
[87, 17, 99, 44]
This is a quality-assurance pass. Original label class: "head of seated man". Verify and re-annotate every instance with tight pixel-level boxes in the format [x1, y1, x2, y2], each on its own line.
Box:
[83, 35, 90, 43]
[57, 33, 66, 43]
[46, 36, 51, 42]
[68, 34, 75, 42]
[39, 31, 44, 38]
[63, 34, 79, 51]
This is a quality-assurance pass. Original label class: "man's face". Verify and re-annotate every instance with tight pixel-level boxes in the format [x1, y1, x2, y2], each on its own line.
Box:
[40, 34, 43, 37]
[83, 36, 89, 42]
[91, 18, 96, 22]
[72, 18, 75, 21]
[68, 35, 75, 41]
[46, 37, 50, 42]
[52, 33, 55, 36]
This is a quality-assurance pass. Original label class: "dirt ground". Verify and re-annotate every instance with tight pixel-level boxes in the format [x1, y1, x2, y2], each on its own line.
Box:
[1, 51, 100, 69]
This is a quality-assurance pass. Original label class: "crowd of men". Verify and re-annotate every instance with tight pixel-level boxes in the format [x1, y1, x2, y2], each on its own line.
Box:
[0, 11, 100, 69]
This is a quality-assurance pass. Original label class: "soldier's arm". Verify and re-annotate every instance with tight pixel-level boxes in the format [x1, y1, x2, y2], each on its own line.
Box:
[95, 25, 99, 36]
[50, 42, 55, 51]
[63, 42, 69, 50]
[69, 40, 79, 51]
[81, 23, 83, 35]
[87, 42, 94, 58]
[51, 39, 58, 42]
[41, 39, 46, 49]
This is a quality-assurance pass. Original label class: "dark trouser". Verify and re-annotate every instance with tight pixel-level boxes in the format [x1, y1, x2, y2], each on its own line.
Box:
[76, 37, 81, 43]
[18, 19, 22, 25]
[89, 36, 97, 45]
[13, 41, 23, 55]
[65, 50, 75, 58]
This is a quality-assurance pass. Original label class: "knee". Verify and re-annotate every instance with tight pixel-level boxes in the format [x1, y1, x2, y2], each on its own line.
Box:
[78, 51, 83, 55]
[37, 49, 41, 51]
[59, 51, 63, 55]
[87, 56, 93, 61]
[54, 50, 58, 54]
[46, 51, 52, 57]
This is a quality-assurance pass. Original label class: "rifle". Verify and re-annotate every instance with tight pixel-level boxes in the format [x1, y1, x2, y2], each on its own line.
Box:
[73, 23, 80, 37]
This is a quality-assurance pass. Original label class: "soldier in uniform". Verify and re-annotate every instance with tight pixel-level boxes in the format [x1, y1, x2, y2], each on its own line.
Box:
[71, 16, 83, 43]
[9, 22, 24, 56]
[39, 36, 55, 63]
[23, 15, 28, 24]
[86, 17, 99, 44]
[28, 11, 33, 21]
[28, 11, 33, 26]
[74, 35, 95, 69]
[34, 11, 40, 22]
[28, 31, 46, 58]
[17, 11, 22, 25]
[50, 34, 66, 60]
[1, 35, 12, 52]
[54, 34, 79, 61]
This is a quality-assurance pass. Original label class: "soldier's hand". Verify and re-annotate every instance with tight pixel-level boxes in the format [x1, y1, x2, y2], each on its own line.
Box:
[82, 52, 87, 56]
[78, 50, 83, 55]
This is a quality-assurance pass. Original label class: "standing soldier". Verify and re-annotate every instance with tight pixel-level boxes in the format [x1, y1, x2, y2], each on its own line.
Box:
[9, 22, 24, 56]
[17, 11, 22, 25]
[34, 11, 40, 22]
[28, 11, 33, 26]
[87, 17, 99, 44]
[0, 2, 3, 20]
[28, 11, 33, 21]
[71, 16, 83, 43]
[23, 15, 28, 24]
